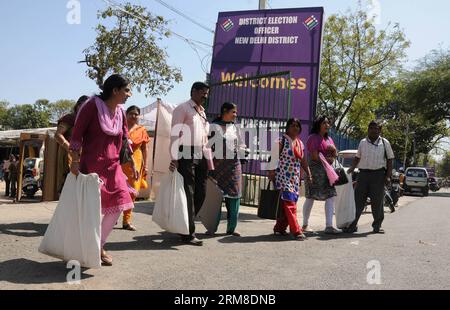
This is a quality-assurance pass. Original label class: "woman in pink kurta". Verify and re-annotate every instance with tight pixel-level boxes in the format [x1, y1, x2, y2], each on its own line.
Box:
[69, 74, 134, 266]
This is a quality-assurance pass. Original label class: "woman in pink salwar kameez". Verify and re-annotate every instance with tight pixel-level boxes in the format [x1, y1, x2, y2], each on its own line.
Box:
[69, 74, 136, 266]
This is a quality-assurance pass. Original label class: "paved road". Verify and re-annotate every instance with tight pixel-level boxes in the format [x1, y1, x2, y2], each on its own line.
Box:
[0, 189, 448, 289]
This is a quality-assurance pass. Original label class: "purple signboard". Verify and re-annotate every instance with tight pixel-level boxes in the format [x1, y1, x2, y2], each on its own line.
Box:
[210, 7, 324, 123]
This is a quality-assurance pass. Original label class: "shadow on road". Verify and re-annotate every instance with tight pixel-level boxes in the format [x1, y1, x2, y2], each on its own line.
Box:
[0, 222, 47, 237]
[217, 233, 292, 244]
[0, 258, 93, 284]
[133, 201, 271, 222]
[313, 231, 373, 241]
[106, 232, 182, 252]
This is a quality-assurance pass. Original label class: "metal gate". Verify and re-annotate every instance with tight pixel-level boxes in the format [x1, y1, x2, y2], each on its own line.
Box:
[207, 71, 292, 206]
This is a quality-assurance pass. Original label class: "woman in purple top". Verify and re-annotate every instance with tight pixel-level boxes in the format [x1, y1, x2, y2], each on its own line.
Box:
[302, 116, 339, 234]
[69, 74, 136, 266]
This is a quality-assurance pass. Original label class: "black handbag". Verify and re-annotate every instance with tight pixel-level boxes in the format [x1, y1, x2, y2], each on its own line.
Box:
[257, 181, 283, 220]
[120, 111, 133, 165]
[120, 135, 132, 165]
[333, 161, 349, 186]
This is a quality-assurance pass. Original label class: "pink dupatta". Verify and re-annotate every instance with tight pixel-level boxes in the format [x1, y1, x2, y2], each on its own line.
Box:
[319, 153, 339, 186]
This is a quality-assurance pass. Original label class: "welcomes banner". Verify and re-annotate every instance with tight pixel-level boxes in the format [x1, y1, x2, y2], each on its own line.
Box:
[210, 7, 324, 123]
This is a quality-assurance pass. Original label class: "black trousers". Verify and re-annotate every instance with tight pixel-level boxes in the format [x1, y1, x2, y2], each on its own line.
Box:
[4, 172, 10, 196]
[349, 170, 385, 230]
[177, 157, 208, 237]
[10, 176, 17, 197]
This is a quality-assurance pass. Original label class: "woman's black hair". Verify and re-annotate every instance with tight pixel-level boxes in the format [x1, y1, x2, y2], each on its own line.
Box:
[213, 102, 237, 122]
[74, 95, 89, 113]
[98, 74, 130, 101]
[126, 105, 141, 115]
[285, 118, 302, 133]
[310, 115, 330, 139]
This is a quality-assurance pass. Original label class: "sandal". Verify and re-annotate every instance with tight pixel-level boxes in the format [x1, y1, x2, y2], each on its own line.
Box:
[291, 233, 307, 241]
[123, 223, 137, 231]
[227, 231, 241, 237]
[273, 230, 288, 236]
[302, 225, 314, 233]
[100, 249, 113, 266]
[324, 227, 341, 235]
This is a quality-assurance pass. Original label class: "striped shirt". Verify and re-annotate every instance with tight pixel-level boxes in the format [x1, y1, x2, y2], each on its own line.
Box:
[356, 137, 395, 170]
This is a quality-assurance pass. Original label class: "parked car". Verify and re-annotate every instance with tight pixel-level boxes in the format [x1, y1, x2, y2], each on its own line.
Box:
[337, 149, 358, 181]
[404, 167, 429, 196]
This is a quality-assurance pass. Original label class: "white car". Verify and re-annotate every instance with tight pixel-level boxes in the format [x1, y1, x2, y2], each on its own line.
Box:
[337, 150, 358, 173]
[404, 167, 429, 196]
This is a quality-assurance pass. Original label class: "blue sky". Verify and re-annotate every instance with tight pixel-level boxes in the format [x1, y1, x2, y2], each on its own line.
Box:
[0, 0, 449, 109]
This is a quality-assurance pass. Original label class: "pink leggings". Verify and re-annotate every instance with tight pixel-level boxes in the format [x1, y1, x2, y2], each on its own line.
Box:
[101, 211, 121, 247]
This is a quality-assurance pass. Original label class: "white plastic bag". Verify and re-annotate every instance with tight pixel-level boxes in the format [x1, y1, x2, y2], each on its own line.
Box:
[152, 170, 190, 235]
[334, 172, 356, 229]
[38, 173, 101, 269]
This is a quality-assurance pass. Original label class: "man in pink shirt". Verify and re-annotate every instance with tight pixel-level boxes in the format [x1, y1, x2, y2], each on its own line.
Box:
[170, 82, 210, 246]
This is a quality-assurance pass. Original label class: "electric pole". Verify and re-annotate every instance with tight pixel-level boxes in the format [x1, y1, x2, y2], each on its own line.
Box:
[259, 0, 267, 10]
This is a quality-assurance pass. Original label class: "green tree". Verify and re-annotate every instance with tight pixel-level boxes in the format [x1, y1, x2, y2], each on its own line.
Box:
[377, 80, 449, 167]
[4, 100, 52, 129]
[0, 100, 9, 129]
[48, 99, 75, 122]
[82, 3, 182, 96]
[403, 48, 450, 123]
[437, 152, 450, 177]
[318, 5, 410, 134]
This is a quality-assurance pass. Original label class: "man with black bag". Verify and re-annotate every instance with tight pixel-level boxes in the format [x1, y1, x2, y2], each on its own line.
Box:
[346, 120, 395, 234]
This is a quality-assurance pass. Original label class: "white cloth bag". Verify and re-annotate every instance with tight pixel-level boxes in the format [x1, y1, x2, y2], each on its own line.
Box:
[152, 170, 190, 235]
[334, 172, 356, 229]
[38, 173, 102, 269]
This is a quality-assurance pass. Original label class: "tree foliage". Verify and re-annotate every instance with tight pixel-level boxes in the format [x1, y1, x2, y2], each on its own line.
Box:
[1, 99, 76, 130]
[82, 3, 182, 96]
[403, 48, 450, 123]
[3, 100, 51, 129]
[0, 100, 9, 129]
[49, 99, 75, 122]
[437, 152, 450, 177]
[318, 6, 410, 134]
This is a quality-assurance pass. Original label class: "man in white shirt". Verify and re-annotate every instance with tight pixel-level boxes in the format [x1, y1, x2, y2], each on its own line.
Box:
[169, 81, 210, 246]
[346, 120, 395, 234]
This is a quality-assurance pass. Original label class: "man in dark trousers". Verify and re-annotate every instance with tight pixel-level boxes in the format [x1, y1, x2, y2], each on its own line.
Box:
[346, 120, 395, 234]
[169, 82, 210, 246]
[8, 154, 18, 198]
[3, 158, 11, 196]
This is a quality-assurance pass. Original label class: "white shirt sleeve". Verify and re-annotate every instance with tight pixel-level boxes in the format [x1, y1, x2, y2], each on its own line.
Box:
[384, 139, 395, 160]
[356, 140, 363, 159]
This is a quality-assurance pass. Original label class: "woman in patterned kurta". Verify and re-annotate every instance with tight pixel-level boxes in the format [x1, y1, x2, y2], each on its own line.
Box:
[209, 102, 247, 236]
[269, 119, 312, 240]
[69, 74, 135, 266]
